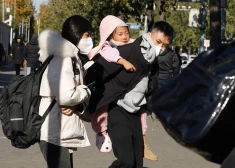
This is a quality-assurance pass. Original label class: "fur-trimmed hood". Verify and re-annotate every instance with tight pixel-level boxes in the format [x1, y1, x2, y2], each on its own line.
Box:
[38, 30, 79, 63]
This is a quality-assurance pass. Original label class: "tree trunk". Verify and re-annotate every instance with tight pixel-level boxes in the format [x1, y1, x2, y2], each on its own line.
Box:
[158, 0, 165, 21]
[209, 0, 221, 48]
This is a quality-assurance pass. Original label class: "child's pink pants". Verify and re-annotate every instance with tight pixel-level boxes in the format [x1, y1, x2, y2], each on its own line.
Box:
[91, 105, 147, 135]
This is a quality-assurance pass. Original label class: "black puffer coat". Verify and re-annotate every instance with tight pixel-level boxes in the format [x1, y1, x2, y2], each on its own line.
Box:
[11, 42, 25, 64]
[23, 37, 40, 68]
[84, 36, 159, 113]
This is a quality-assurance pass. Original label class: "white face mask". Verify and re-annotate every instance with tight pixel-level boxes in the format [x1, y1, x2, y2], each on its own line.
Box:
[77, 37, 93, 55]
[155, 46, 162, 56]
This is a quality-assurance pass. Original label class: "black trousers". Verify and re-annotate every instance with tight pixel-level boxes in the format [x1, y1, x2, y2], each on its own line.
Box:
[39, 141, 73, 168]
[108, 103, 144, 168]
[15, 64, 21, 75]
[0, 56, 2, 66]
[158, 78, 174, 89]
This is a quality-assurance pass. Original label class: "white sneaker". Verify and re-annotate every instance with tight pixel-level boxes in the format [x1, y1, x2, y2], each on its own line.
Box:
[96, 133, 112, 153]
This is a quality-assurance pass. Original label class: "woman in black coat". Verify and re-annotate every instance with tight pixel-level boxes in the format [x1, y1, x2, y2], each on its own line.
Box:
[10, 37, 25, 75]
[23, 34, 40, 74]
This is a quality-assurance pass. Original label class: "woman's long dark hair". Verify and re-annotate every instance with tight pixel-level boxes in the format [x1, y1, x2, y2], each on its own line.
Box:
[62, 15, 92, 46]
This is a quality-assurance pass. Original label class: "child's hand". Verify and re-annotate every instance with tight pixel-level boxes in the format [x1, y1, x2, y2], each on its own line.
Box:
[118, 58, 136, 72]
[123, 61, 136, 72]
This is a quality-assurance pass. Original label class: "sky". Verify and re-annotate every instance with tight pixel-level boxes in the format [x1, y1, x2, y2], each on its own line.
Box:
[34, 0, 47, 12]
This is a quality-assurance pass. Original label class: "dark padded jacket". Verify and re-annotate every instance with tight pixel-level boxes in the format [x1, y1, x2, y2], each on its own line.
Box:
[11, 42, 25, 64]
[23, 37, 40, 68]
[158, 48, 180, 80]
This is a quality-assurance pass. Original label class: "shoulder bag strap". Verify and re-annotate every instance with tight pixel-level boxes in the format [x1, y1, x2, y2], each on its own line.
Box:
[41, 99, 56, 120]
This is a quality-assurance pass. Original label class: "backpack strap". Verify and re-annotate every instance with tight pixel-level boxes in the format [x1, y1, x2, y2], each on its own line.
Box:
[41, 99, 56, 120]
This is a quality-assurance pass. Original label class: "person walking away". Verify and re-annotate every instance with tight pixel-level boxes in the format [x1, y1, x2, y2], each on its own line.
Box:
[0, 42, 5, 67]
[23, 34, 41, 75]
[10, 37, 25, 75]
[38, 15, 92, 168]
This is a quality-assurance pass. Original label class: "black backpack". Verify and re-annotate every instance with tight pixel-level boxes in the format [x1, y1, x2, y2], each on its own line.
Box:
[0, 55, 56, 149]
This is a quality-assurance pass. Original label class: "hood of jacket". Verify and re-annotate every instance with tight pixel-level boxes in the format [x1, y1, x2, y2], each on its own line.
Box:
[29, 37, 38, 45]
[88, 15, 127, 60]
[38, 30, 79, 63]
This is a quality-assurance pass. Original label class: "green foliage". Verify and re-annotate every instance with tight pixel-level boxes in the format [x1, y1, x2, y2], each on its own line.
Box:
[36, 0, 234, 52]
[162, 1, 202, 53]
[38, 0, 144, 44]
[39, 0, 90, 33]
[225, 0, 235, 38]
[86, 0, 144, 44]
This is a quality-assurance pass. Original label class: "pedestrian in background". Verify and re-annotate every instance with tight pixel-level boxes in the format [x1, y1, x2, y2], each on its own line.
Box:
[157, 47, 180, 89]
[10, 36, 25, 75]
[175, 46, 182, 68]
[23, 34, 40, 75]
[147, 23, 180, 89]
[23, 39, 28, 46]
[0, 42, 5, 67]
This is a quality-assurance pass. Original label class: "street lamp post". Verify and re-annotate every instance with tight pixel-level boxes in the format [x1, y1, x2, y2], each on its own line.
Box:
[199, 0, 207, 53]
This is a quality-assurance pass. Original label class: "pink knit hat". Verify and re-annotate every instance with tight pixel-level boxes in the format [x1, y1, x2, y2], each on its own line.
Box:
[88, 15, 127, 60]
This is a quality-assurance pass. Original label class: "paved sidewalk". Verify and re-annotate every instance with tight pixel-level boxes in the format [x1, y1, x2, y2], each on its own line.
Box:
[0, 63, 26, 93]
[0, 63, 220, 168]
[0, 118, 220, 168]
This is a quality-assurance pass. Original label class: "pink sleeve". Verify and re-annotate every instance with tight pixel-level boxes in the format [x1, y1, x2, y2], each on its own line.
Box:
[100, 43, 122, 63]
[91, 105, 109, 133]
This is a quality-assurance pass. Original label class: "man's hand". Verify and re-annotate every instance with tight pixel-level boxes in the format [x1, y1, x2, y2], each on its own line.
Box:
[60, 105, 76, 116]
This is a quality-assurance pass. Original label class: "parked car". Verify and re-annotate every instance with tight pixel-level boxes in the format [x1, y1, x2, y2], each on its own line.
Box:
[189, 55, 197, 62]
[181, 55, 190, 69]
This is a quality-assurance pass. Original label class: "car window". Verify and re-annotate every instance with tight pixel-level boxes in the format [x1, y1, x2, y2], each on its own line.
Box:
[181, 56, 188, 60]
